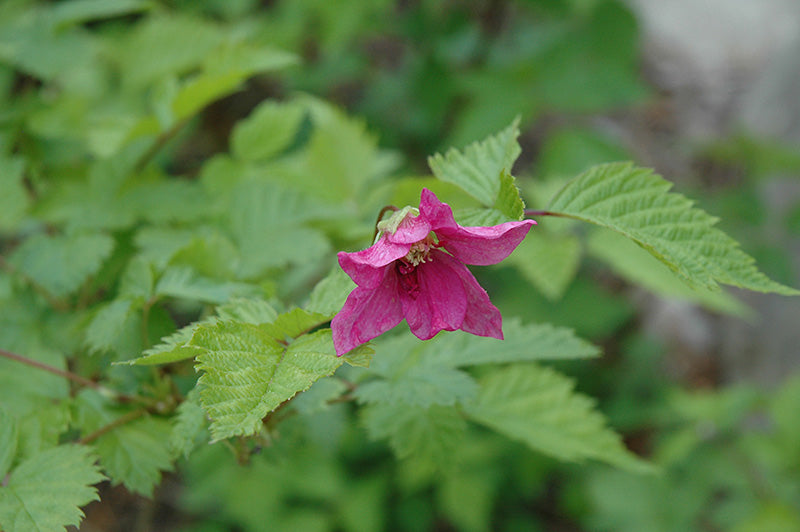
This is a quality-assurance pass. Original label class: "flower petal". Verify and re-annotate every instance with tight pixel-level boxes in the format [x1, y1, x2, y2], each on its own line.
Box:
[418, 188, 459, 232]
[438, 219, 535, 266]
[331, 267, 404, 355]
[338, 237, 411, 288]
[439, 253, 504, 339]
[399, 250, 468, 340]
[385, 211, 431, 244]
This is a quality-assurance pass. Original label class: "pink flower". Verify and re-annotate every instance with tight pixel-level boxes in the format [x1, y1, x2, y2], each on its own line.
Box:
[332, 188, 535, 355]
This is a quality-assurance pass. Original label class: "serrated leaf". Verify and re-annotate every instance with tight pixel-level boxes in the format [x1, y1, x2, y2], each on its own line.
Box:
[464, 364, 652, 472]
[172, 71, 244, 121]
[170, 388, 207, 459]
[494, 170, 525, 220]
[9, 233, 114, 298]
[231, 100, 305, 161]
[547, 162, 799, 295]
[587, 228, 751, 316]
[262, 307, 330, 339]
[76, 391, 172, 496]
[121, 319, 210, 366]
[429, 118, 521, 205]
[155, 266, 257, 304]
[306, 266, 356, 318]
[0, 445, 104, 532]
[227, 180, 331, 276]
[191, 323, 343, 441]
[355, 365, 477, 408]
[508, 230, 582, 300]
[119, 256, 154, 302]
[361, 403, 466, 471]
[85, 298, 135, 354]
[216, 298, 279, 324]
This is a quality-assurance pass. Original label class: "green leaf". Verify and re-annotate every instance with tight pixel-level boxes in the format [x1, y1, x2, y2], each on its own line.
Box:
[429, 118, 521, 205]
[361, 403, 466, 470]
[49, 0, 150, 28]
[216, 298, 279, 324]
[170, 388, 207, 459]
[547, 162, 799, 295]
[9, 232, 114, 298]
[587, 228, 752, 316]
[76, 391, 173, 496]
[191, 323, 343, 441]
[387, 319, 599, 368]
[155, 266, 258, 304]
[306, 266, 356, 318]
[463, 364, 652, 472]
[121, 319, 210, 366]
[227, 180, 331, 276]
[0, 408, 18, 477]
[119, 256, 155, 302]
[355, 365, 477, 408]
[494, 170, 525, 220]
[231, 100, 305, 161]
[0, 445, 104, 532]
[508, 230, 582, 301]
[0, 156, 29, 231]
[262, 307, 330, 339]
[171, 71, 244, 121]
[85, 298, 135, 354]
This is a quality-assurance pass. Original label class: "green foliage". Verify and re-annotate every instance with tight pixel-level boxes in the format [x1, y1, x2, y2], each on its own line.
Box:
[9, 233, 114, 298]
[464, 364, 652, 473]
[75, 391, 173, 497]
[0, 445, 104, 532]
[429, 118, 521, 205]
[191, 321, 343, 441]
[548, 162, 799, 295]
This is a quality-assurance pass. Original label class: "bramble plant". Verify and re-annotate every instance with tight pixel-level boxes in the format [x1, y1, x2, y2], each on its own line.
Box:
[0, 2, 798, 532]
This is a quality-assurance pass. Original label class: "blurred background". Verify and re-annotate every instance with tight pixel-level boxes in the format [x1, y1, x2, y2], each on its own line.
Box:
[2, 0, 800, 530]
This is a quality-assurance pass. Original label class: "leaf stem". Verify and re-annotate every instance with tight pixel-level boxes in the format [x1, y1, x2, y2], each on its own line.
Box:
[134, 117, 191, 173]
[0, 348, 150, 405]
[78, 408, 148, 445]
[523, 210, 568, 218]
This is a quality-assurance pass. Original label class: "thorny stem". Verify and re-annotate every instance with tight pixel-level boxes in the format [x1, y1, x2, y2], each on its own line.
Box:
[0, 348, 151, 405]
[372, 205, 400, 242]
[78, 408, 148, 445]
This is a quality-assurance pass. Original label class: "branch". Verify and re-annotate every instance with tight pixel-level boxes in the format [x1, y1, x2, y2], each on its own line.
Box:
[78, 408, 148, 445]
[0, 348, 150, 405]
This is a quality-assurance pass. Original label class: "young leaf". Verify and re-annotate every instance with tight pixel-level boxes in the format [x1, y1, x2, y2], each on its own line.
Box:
[0, 445, 105, 532]
[547, 162, 799, 295]
[9, 232, 114, 298]
[191, 323, 343, 441]
[428, 118, 521, 205]
[463, 364, 652, 472]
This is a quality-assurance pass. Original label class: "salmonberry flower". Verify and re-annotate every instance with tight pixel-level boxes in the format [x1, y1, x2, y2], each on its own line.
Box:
[332, 188, 535, 355]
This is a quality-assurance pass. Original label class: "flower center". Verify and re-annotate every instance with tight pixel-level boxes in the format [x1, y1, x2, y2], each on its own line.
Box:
[402, 235, 437, 266]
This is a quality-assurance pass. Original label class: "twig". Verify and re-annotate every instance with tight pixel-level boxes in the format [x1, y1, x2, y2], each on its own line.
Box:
[78, 408, 148, 445]
[0, 348, 150, 405]
[133, 117, 191, 174]
[523, 210, 568, 218]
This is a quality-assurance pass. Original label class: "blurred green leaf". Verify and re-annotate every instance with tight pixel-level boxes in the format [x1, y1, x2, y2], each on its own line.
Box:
[508, 229, 582, 300]
[0, 445, 104, 532]
[464, 364, 652, 472]
[0, 409, 18, 478]
[231, 100, 305, 161]
[9, 232, 114, 298]
[0, 156, 29, 231]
